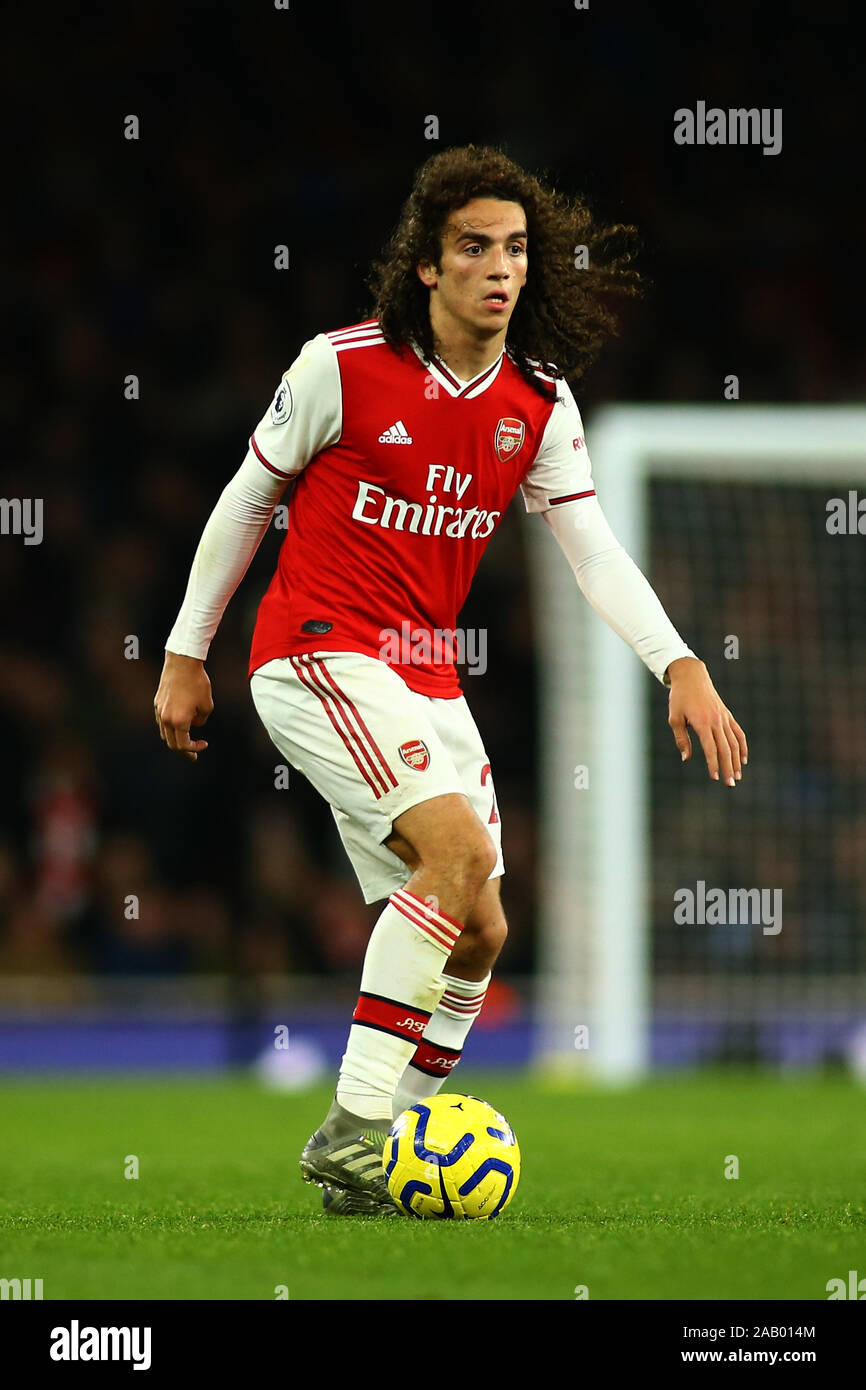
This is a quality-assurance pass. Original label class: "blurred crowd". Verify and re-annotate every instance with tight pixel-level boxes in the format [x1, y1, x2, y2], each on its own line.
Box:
[1, 4, 862, 982]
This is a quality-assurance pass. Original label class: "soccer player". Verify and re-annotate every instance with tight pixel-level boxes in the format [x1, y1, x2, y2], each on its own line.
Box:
[154, 146, 748, 1215]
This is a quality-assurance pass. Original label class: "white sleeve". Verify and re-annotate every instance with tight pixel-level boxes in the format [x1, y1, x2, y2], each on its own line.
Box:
[248, 332, 342, 479]
[164, 334, 342, 659]
[541, 498, 699, 685]
[523, 378, 697, 685]
[519, 376, 595, 513]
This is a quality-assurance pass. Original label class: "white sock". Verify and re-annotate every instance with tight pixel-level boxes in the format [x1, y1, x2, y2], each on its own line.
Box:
[336, 889, 463, 1122]
[393, 971, 490, 1115]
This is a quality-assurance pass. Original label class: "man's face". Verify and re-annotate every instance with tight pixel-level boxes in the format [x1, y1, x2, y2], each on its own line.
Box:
[417, 197, 528, 340]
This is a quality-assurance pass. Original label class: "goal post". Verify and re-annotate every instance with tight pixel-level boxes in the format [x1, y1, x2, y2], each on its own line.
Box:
[525, 405, 866, 1083]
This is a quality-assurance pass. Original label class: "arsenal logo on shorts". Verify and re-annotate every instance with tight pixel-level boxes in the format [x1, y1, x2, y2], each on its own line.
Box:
[495, 417, 526, 462]
[398, 739, 430, 772]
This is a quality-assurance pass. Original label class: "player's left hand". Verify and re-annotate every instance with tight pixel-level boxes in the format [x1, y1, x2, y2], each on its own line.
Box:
[665, 657, 748, 787]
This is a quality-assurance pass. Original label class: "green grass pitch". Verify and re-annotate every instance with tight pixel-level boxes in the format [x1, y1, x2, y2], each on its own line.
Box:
[0, 1070, 862, 1300]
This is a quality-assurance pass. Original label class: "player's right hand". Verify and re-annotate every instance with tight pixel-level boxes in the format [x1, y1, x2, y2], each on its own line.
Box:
[153, 652, 214, 761]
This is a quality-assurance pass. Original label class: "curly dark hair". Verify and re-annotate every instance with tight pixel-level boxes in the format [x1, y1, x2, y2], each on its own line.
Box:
[368, 144, 642, 401]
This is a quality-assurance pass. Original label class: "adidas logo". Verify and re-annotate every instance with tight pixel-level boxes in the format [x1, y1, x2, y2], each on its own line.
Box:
[378, 420, 413, 444]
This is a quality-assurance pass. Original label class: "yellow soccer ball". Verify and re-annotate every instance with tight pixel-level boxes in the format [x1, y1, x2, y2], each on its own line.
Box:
[383, 1093, 520, 1219]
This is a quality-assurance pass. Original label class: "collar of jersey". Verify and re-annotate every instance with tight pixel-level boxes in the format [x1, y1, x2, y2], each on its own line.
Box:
[409, 340, 505, 399]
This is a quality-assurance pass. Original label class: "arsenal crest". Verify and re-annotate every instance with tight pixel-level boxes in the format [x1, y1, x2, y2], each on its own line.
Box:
[495, 417, 525, 462]
[398, 739, 430, 772]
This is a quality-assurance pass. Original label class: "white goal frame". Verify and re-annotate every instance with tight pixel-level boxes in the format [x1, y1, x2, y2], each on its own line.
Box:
[524, 405, 866, 1082]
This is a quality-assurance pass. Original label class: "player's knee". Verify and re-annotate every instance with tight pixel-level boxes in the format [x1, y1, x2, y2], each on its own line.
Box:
[459, 833, 497, 888]
[466, 905, 507, 954]
[391, 798, 496, 887]
[488, 912, 508, 953]
[420, 833, 493, 892]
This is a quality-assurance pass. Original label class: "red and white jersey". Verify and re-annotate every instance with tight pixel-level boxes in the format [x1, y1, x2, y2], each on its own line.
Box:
[247, 319, 594, 697]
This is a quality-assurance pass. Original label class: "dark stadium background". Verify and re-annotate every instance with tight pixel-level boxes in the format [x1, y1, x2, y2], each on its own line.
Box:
[0, 4, 861, 1048]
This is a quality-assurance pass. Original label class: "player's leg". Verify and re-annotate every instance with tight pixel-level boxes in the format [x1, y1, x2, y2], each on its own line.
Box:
[335, 790, 495, 1122]
[389, 873, 507, 1115]
[320, 856, 505, 1214]
[386, 693, 507, 1113]
[249, 652, 488, 1212]
[383, 824, 507, 978]
[313, 791, 496, 1212]
[440, 875, 508, 977]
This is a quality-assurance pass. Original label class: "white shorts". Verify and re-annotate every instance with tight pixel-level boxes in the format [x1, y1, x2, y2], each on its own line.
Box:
[249, 652, 504, 904]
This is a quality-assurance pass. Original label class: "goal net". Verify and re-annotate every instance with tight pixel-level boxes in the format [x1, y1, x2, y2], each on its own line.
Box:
[526, 406, 866, 1080]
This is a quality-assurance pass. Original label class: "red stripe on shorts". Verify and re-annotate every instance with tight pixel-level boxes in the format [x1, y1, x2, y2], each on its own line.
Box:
[289, 655, 384, 799]
[308, 657, 399, 791]
[294, 654, 392, 796]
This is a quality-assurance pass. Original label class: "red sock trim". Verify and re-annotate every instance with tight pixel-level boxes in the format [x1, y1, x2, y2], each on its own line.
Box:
[410, 1038, 462, 1077]
[390, 889, 462, 952]
[352, 991, 431, 1043]
[396, 888, 464, 934]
